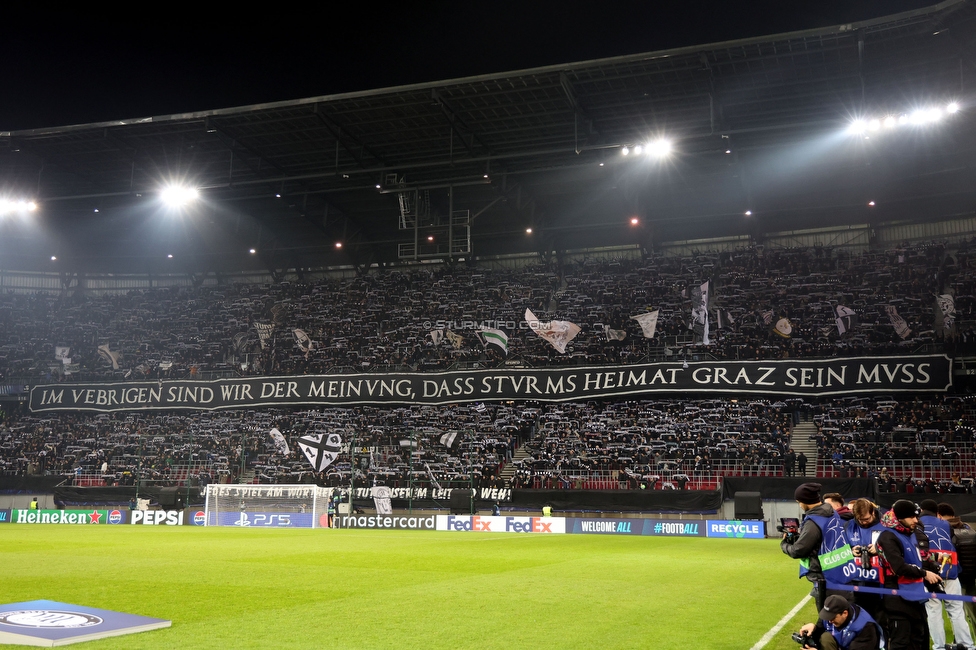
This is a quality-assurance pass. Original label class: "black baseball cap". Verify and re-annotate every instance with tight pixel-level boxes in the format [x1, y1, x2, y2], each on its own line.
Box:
[819, 595, 850, 621]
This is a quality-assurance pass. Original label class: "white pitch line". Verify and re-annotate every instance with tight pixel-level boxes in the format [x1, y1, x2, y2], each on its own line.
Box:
[750, 595, 812, 650]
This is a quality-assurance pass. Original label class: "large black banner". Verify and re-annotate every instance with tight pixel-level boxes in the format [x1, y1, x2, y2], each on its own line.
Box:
[28, 355, 951, 413]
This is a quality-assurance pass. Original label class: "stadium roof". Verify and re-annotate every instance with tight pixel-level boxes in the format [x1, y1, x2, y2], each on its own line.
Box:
[3, 0, 976, 274]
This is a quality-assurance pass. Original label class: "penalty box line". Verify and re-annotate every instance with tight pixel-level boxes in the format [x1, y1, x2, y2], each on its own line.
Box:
[750, 595, 811, 650]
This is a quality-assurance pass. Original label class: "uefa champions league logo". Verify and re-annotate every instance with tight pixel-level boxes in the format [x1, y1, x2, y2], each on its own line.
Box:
[0, 610, 103, 628]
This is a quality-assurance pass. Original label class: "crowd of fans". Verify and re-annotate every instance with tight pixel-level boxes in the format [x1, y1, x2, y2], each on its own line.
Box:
[1, 240, 976, 383]
[3, 238, 976, 492]
[2, 394, 974, 492]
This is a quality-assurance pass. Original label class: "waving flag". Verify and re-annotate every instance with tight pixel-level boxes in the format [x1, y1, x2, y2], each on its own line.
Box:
[630, 311, 659, 338]
[254, 323, 274, 349]
[478, 328, 509, 354]
[525, 308, 580, 354]
[293, 329, 313, 354]
[298, 433, 342, 472]
[604, 326, 627, 341]
[97, 343, 121, 370]
[835, 305, 857, 335]
[689, 281, 709, 345]
[269, 428, 290, 456]
[885, 305, 911, 340]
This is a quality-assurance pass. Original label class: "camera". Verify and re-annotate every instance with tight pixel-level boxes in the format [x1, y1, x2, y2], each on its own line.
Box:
[778, 517, 800, 544]
[791, 632, 818, 648]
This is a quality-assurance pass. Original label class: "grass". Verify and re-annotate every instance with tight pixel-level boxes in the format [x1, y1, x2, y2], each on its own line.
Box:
[0, 526, 813, 649]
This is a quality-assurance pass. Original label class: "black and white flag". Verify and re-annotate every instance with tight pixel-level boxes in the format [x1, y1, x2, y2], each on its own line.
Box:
[231, 332, 249, 354]
[269, 428, 290, 456]
[439, 431, 459, 449]
[835, 305, 857, 335]
[689, 281, 709, 345]
[430, 329, 444, 346]
[936, 294, 956, 331]
[254, 323, 274, 350]
[54, 346, 70, 361]
[97, 343, 121, 370]
[293, 329, 313, 355]
[298, 433, 341, 472]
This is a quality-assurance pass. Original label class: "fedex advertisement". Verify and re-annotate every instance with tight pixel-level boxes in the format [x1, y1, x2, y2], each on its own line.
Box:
[435, 515, 566, 534]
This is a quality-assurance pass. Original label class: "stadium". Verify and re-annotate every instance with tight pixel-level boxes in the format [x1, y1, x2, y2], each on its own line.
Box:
[5, 3, 976, 648]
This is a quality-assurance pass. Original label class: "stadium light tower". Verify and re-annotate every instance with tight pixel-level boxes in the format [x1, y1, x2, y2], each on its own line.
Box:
[160, 184, 199, 208]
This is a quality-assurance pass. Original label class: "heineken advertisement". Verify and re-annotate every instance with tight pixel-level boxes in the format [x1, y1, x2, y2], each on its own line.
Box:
[29, 355, 951, 413]
[14, 509, 128, 525]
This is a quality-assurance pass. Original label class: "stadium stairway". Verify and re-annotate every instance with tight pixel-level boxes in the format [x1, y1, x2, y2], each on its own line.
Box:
[498, 447, 531, 487]
[789, 421, 819, 477]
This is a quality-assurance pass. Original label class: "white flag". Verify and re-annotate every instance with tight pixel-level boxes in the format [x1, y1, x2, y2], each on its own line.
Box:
[773, 317, 793, 338]
[429, 329, 444, 346]
[269, 428, 290, 456]
[630, 311, 659, 338]
[885, 305, 912, 340]
[298, 433, 342, 472]
[54, 346, 70, 361]
[97, 343, 121, 370]
[372, 485, 393, 515]
[604, 326, 627, 342]
[478, 328, 509, 354]
[689, 281, 709, 345]
[524, 308, 581, 354]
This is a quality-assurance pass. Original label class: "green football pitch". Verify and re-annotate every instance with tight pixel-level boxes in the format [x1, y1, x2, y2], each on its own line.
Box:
[0, 526, 820, 649]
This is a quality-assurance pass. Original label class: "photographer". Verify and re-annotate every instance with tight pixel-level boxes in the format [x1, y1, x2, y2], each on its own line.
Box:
[877, 500, 943, 650]
[781, 482, 852, 610]
[919, 499, 974, 650]
[796, 595, 883, 650]
[844, 499, 885, 623]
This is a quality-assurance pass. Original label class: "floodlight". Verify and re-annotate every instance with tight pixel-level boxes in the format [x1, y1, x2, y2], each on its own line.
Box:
[868, 201, 876, 206]
[646, 139, 672, 158]
[883, 116, 897, 129]
[744, 210, 752, 216]
[0, 199, 38, 216]
[630, 217, 639, 225]
[525, 228, 533, 234]
[910, 110, 927, 125]
[335, 242, 343, 249]
[848, 120, 866, 135]
[621, 147, 630, 156]
[160, 185, 198, 207]
[249, 248, 256, 254]
[633, 145, 643, 155]
[50, 256, 57, 261]
[167, 254, 173, 259]
[867, 119, 881, 131]
[948, 102, 960, 114]
[928, 108, 943, 122]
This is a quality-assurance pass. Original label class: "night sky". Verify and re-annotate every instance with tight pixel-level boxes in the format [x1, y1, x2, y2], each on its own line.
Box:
[1, 1, 943, 132]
